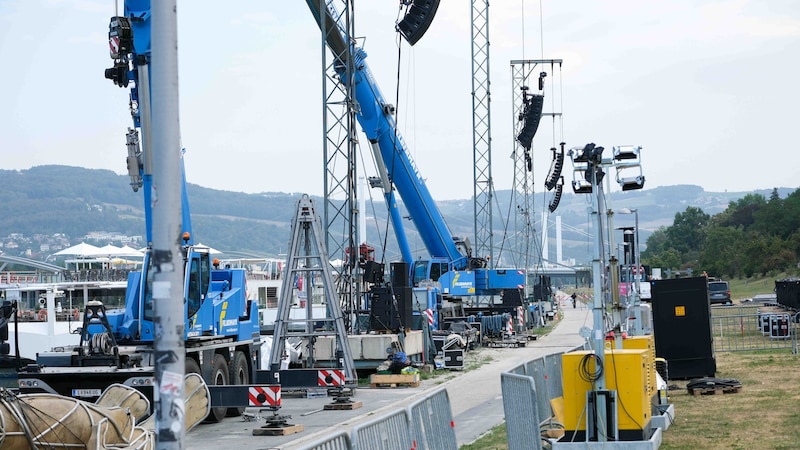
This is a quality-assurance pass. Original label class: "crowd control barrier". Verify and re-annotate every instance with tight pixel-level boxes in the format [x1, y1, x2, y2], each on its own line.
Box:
[297, 387, 457, 450]
[501, 372, 543, 450]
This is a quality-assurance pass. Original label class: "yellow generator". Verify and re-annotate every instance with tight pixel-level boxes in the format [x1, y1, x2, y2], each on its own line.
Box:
[621, 335, 658, 404]
[561, 349, 652, 441]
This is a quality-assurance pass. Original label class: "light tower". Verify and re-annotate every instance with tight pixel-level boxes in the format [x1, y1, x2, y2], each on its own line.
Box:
[567, 143, 645, 441]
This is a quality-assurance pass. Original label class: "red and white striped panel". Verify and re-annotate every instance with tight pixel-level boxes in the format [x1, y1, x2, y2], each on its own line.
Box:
[249, 385, 281, 407]
[507, 315, 514, 335]
[318, 369, 345, 386]
[517, 306, 524, 328]
[424, 308, 434, 327]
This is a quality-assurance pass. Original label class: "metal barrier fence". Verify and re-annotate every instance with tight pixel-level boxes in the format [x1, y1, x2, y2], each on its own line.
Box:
[501, 372, 543, 450]
[507, 362, 526, 375]
[711, 307, 799, 353]
[301, 388, 457, 450]
[501, 343, 591, 449]
[351, 409, 414, 450]
[525, 352, 564, 424]
[299, 430, 352, 450]
[408, 388, 458, 450]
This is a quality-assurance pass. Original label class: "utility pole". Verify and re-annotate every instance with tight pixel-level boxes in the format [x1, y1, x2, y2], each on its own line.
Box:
[150, 1, 186, 447]
[588, 160, 608, 442]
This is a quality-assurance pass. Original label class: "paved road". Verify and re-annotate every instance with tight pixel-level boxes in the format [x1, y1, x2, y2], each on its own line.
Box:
[185, 296, 592, 449]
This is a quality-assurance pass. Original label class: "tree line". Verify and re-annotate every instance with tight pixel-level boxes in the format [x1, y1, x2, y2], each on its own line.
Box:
[642, 188, 800, 279]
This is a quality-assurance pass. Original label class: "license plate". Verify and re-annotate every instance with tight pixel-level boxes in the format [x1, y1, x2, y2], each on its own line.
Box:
[72, 388, 102, 398]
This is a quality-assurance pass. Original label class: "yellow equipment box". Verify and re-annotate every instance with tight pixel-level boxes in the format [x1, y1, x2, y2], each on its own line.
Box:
[621, 335, 657, 401]
[561, 349, 652, 441]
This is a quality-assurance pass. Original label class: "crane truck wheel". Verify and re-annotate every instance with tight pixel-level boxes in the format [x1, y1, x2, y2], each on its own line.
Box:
[227, 350, 250, 417]
[206, 354, 230, 423]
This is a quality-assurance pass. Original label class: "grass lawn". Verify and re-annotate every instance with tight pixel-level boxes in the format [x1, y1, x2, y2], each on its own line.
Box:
[660, 350, 800, 449]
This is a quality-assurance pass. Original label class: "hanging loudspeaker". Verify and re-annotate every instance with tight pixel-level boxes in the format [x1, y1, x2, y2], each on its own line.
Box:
[396, 0, 441, 46]
[545, 146, 565, 191]
[516, 94, 544, 150]
[548, 178, 564, 213]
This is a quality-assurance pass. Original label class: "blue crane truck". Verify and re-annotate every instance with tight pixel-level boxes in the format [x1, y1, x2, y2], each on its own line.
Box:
[304, 1, 526, 332]
[18, 0, 262, 423]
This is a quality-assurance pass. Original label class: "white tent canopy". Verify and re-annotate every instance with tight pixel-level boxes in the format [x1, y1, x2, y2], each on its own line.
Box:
[97, 244, 128, 257]
[52, 242, 102, 257]
[97, 244, 144, 258]
[119, 245, 145, 258]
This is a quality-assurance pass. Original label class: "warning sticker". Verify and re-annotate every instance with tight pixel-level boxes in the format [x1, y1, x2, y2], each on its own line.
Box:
[160, 370, 183, 396]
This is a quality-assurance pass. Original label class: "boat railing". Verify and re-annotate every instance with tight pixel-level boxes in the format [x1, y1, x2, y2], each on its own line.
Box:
[1, 269, 133, 285]
[61, 269, 132, 283]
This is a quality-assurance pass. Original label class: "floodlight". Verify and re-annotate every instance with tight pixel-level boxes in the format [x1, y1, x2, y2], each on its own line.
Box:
[572, 167, 593, 194]
[568, 143, 603, 164]
[619, 176, 646, 191]
[615, 155, 645, 191]
[572, 178, 593, 194]
[613, 145, 641, 161]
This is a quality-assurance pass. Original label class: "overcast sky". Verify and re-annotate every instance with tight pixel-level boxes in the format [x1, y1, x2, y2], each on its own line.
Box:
[1, 1, 798, 201]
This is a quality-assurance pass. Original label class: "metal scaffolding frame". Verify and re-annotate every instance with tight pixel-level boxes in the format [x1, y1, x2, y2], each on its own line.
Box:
[316, 0, 359, 328]
[509, 58, 563, 270]
[471, 0, 493, 269]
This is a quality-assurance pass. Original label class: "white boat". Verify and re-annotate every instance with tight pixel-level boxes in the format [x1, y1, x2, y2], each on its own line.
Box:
[1, 281, 126, 362]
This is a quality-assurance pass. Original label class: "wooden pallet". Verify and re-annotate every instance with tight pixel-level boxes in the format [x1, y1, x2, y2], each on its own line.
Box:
[369, 373, 420, 388]
[688, 385, 742, 396]
[485, 337, 527, 348]
[324, 400, 363, 410]
[252, 423, 304, 436]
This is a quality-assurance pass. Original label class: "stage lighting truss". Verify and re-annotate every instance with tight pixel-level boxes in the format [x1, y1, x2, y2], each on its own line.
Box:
[544, 143, 565, 191]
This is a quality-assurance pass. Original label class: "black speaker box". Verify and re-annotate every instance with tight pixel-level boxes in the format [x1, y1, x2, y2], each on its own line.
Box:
[651, 276, 716, 379]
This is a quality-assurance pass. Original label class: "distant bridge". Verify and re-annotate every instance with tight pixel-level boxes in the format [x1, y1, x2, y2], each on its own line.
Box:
[0, 255, 65, 273]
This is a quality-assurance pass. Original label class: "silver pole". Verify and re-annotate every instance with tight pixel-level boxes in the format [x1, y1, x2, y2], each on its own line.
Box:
[633, 209, 642, 335]
[589, 162, 607, 441]
[151, 1, 186, 447]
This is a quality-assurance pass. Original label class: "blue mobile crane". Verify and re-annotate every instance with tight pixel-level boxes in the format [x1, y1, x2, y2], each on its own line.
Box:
[305, 1, 525, 331]
[18, 0, 262, 423]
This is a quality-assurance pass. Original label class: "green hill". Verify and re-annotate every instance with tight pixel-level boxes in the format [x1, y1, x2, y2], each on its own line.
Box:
[0, 165, 792, 264]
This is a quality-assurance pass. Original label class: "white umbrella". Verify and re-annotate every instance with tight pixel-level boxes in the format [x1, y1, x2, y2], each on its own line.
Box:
[98, 244, 128, 257]
[118, 245, 145, 258]
[53, 242, 102, 257]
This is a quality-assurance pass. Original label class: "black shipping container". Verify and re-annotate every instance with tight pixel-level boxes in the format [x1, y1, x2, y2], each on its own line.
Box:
[651, 276, 716, 379]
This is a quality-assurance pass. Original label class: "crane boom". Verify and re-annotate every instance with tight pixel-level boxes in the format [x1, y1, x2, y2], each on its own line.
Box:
[305, 1, 467, 269]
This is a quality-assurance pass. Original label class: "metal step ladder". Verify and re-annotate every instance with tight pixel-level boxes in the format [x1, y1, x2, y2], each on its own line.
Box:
[268, 195, 356, 385]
